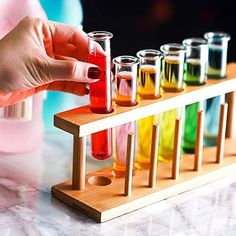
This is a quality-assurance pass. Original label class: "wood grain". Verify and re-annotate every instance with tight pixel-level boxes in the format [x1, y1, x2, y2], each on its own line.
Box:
[52, 138, 236, 222]
[194, 110, 204, 171]
[216, 104, 228, 164]
[54, 63, 236, 137]
[148, 124, 160, 188]
[72, 136, 86, 190]
[124, 133, 135, 197]
[226, 91, 236, 138]
[172, 118, 182, 180]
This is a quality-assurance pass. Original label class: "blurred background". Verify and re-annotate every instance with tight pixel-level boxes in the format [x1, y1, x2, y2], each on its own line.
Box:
[81, 0, 235, 61]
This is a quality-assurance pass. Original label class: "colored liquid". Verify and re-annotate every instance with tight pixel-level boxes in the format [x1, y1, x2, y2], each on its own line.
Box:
[138, 65, 161, 99]
[115, 71, 137, 106]
[89, 53, 112, 113]
[113, 122, 136, 177]
[204, 95, 224, 146]
[182, 102, 201, 153]
[159, 109, 180, 162]
[207, 45, 227, 78]
[161, 56, 184, 92]
[136, 115, 158, 169]
[185, 58, 206, 85]
[91, 129, 113, 160]
[88, 53, 113, 160]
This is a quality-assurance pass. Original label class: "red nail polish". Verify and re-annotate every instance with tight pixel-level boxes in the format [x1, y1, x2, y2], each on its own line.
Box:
[88, 67, 101, 79]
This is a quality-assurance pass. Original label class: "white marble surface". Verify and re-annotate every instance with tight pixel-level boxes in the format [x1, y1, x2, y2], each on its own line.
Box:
[0, 131, 236, 236]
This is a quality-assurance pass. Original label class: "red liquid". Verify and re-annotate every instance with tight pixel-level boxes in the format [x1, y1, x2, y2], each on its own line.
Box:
[91, 129, 113, 160]
[88, 53, 112, 113]
[88, 53, 113, 160]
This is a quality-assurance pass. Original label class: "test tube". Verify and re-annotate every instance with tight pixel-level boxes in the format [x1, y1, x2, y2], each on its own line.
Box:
[112, 55, 139, 176]
[182, 38, 208, 85]
[158, 44, 185, 162]
[204, 32, 231, 78]
[135, 49, 162, 169]
[136, 49, 162, 99]
[113, 122, 136, 177]
[88, 31, 113, 160]
[136, 115, 159, 169]
[158, 108, 183, 162]
[113, 56, 139, 106]
[160, 43, 186, 92]
[203, 32, 231, 146]
[182, 38, 207, 153]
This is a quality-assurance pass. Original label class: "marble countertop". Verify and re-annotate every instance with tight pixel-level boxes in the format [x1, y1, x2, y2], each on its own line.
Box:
[0, 130, 236, 236]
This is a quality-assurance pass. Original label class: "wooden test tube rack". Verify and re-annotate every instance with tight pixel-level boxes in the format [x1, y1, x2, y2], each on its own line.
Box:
[52, 63, 236, 223]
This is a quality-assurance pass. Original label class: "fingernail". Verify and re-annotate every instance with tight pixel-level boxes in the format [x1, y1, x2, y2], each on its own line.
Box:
[88, 67, 101, 79]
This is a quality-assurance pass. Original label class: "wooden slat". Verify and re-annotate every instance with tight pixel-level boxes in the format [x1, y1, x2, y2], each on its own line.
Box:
[148, 124, 160, 188]
[172, 118, 182, 180]
[216, 104, 228, 164]
[226, 91, 235, 138]
[72, 136, 86, 190]
[54, 63, 236, 137]
[52, 138, 236, 222]
[194, 110, 204, 171]
[124, 133, 135, 197]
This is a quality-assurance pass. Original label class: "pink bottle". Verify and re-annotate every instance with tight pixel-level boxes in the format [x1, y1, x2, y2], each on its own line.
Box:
[0, 0, 46, 153]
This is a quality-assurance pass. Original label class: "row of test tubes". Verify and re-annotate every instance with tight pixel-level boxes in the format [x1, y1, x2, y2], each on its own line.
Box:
[87, 31, 231, 178]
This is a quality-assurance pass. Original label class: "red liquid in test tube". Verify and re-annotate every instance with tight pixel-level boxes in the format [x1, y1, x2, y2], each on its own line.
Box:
[88, 31, 113, 160]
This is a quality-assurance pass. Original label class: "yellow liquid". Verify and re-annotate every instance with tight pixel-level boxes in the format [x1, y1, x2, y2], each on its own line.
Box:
[159, 109, 180, 162]
[161, 56, 184, 92]
[138, 65, 161, 99]
[136, 115, 159, 169]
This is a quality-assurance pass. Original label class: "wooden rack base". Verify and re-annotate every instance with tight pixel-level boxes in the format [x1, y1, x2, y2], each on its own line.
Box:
[52, 138, 236, 223]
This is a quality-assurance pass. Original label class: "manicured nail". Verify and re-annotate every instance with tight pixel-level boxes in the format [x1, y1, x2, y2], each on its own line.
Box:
[88, 67, 101, 79]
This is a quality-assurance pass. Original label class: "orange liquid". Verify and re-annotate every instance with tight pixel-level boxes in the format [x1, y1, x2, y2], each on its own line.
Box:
[115, 71, 137, 106]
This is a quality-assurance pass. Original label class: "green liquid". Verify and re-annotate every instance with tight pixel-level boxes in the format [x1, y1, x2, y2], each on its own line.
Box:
[185, 59, 205, 85]
[182, 102, 202, 153]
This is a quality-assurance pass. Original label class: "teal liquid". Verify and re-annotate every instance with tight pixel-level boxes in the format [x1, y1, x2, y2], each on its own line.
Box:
[204, 96, 224, 146]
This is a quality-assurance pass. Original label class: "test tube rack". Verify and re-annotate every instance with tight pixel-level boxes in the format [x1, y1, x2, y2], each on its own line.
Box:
[52, 63, 236, 223]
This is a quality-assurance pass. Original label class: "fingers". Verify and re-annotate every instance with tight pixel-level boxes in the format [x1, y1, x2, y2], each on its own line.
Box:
[45, 81, 89, 96]
[48, 58, 102, 82]
[0, 81, 88, 107]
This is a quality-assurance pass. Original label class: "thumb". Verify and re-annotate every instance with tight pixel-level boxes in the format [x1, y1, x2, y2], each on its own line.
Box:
[48, 59, 102, 83]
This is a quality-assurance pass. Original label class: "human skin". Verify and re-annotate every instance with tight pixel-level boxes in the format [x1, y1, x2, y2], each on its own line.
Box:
[0, 16, 101, 107]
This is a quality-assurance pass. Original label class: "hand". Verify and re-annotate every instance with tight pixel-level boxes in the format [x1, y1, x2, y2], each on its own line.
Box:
[0, 16, 101, 107]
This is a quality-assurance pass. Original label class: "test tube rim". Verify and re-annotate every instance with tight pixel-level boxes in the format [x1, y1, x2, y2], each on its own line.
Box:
[112, 55, 140, 66]
[136, 49, 163, 60]
[160, 43, 186, 55]
[204, 32, 231, 41]
[182, 37, 208, 48]
[87, 31, 113, 41]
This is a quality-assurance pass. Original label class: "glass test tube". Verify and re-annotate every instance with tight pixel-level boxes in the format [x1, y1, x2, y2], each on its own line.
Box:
[136, 115, 159, 169]
[113, 122, 136, 177]
[160, 43, 186, 92]
[136, 49, 162, 99]
[203, 32, 231, 146]
[159, 43, 186, 162]
[88, 31, 113, 160]
[112, 56, 139, 177]
[158, 108, 183, 162]
[113, 56, 139, 106]
[182, 38, 207, 153]
[135, 49, 162, 169]
[204, 32, 230, 78]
